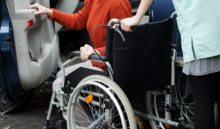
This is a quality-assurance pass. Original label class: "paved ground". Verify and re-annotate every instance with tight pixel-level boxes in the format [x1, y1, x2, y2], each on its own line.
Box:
[0, 84, 57, 129]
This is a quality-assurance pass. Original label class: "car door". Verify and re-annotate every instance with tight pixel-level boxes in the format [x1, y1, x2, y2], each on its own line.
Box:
[0, 0, 82, 113]
[5, 0, 59, 91]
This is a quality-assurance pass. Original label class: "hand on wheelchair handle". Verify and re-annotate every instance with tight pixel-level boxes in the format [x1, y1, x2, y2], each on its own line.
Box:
[112, 22, 135, 42]
[120, 17, 138, 32]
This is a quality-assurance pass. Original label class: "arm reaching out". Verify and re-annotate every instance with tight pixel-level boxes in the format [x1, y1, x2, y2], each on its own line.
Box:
[29, 2, 89, 30]
[121, 0, 154, 32]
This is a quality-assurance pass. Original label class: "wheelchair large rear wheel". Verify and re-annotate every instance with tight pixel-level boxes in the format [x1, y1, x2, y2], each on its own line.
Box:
[67, 75, 137, 129]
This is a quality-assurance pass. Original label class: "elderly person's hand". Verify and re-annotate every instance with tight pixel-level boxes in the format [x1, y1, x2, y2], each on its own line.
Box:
[29, 3, 53, 16]
[121, 17, 139, 32]
[80, 44, 100, 61]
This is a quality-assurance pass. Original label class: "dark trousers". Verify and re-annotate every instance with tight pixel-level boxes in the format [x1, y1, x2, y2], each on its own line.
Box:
[189, 72, 220, 129]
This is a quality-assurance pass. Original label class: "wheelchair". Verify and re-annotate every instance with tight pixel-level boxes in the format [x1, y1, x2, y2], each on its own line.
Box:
[44, 12, 194, 129]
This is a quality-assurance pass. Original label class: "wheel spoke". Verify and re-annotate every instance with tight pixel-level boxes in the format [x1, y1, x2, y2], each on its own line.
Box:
[76, 100, 93, 123]
[185, 106, 194, 116]
[182, 108, 194, 125]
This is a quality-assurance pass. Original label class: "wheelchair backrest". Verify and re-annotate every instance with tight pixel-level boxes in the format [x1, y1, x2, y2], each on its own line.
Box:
[106, 18, 173, 95]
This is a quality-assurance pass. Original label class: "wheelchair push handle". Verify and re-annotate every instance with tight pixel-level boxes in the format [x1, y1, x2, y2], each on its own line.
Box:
[170, 12, 177, 19]
[108, 19, 136, 42]
[107, 18, 136, 31]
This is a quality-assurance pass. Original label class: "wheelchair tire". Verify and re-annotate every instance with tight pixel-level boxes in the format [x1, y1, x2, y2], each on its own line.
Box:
[67, 75, 137, 129]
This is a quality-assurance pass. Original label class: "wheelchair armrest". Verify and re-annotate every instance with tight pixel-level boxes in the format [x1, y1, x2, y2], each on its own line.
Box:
[68, 51, 108, 61]
[171, 44, 178, 49]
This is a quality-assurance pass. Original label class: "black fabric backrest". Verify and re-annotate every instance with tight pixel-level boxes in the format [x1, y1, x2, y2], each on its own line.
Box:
[106, 18, 173, 96]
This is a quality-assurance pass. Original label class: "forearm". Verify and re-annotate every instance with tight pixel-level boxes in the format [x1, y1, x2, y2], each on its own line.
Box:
[48, 9, 76, 29]
[48, 8, 88, 30]
[134, 0, 154, 23]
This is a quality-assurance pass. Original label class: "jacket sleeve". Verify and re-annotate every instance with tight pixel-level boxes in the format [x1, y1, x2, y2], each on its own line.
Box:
[96, 47, 105, 56]
[48, 1, 89, 30]
[95, 0, 132, 56]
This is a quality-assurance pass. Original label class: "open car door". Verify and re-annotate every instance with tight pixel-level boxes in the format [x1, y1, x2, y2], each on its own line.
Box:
[0, 0, 60, 113]
[6, 0, 58, 91]
[5, 0, 59, 91]
[0, 0, 82, 113]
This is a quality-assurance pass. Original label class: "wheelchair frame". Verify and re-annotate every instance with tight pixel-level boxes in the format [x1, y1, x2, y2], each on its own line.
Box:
[44, 12, 191, 129]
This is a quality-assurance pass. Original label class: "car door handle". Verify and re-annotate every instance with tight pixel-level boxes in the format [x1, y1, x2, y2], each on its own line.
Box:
[15, 9, 47, 29]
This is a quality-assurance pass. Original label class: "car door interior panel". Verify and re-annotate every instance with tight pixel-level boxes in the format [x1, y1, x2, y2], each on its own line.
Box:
[5, 0, 58, 90]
